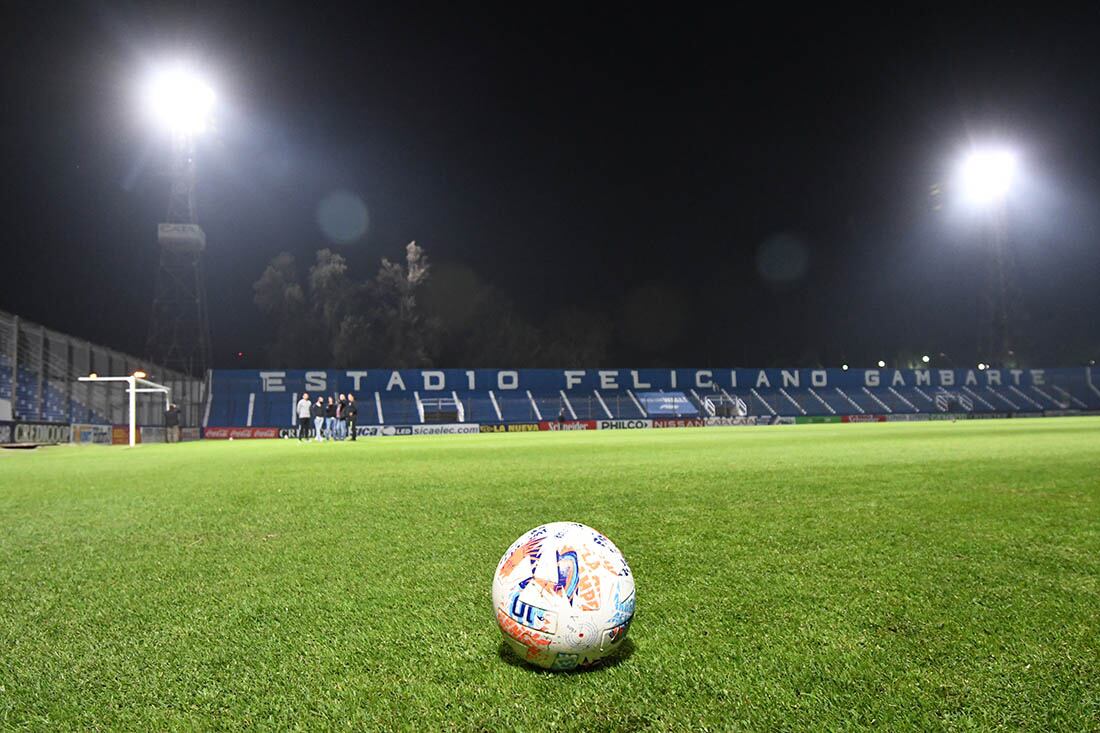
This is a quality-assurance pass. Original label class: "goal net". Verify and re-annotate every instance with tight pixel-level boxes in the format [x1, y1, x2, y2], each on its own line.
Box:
[77, 374, 172, 446]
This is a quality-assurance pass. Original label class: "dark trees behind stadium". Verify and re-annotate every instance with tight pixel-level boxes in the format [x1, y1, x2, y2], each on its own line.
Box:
[253, 243, 613, 368]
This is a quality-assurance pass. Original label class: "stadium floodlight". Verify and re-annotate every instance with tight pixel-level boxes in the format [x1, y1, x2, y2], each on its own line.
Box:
[977, 363, 987, 371]
[877, 360, 886, 368]
[78, 374, 171, 447]
[951, 144, 1023, 366]
[143, 63, 214, 377]
[958, 147, 1017, 207]
[842, 364, 849, 371]
[145, 66, 215, 136]
[922, 355, 930, 364]
[132, 370, 147, 379]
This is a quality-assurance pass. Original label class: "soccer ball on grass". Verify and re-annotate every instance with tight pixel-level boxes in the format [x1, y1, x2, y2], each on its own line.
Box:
[492, 522, 635, 670]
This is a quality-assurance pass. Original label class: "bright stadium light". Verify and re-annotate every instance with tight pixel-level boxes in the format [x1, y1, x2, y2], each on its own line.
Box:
[842, 364, 849, 371]
[950, 144, 1021, 366]
[142, 62, 216, 376]
[958, 147, 1017, 207]
[877, 360, 886, 368]
[145, 66, 215, 135]
[921, 354, 930, 364]
[978, 363, 987, 370]
[133, 370, 147, 379]
[88, 372, 98, 380]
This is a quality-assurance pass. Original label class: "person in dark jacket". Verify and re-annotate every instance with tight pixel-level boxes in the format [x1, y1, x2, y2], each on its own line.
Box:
[337, 393, 348, 440]
[325, 396, 337, 440]
[311, 396, 325, 442]
[165, 403, 181, 443]
[346, 393, 359, 441]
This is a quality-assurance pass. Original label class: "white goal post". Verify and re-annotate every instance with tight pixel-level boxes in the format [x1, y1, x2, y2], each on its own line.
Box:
[77, 374, 172, 447]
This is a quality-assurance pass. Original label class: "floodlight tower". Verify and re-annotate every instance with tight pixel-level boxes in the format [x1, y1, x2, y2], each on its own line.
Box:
[144, 68, 214, 377]
[958, 147, 1017, 367]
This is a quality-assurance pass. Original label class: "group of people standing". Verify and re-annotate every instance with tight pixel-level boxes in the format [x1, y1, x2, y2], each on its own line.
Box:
[295, 393, 359, 442]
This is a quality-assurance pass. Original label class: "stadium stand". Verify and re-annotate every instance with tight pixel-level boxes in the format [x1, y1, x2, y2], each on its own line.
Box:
[638, 390, 698, 417]
[459, 392, 499, 423]
[496, 392, 537, 422]
[565, 393, 603, 420]
[201, 367, 1100, 429]
[0, 309, 202, 428]
[5, 306, 1098, 440]
[868, 387, 910, 413]
[533, 392, 566, 420]
[378, 394, 420, 425]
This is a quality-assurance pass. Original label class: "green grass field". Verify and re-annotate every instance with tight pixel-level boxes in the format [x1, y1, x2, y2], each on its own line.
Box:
[1, 419, 1098, 731]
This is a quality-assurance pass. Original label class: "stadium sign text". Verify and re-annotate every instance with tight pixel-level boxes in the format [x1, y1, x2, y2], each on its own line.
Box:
[597, 419, 652, 430]
[652, 418, 706, 428]
[481, 424, 540, 433]
[204, 427, 280, 439]
[260, 425, 480, 438]
[228, 367, 1060, 395]
[411, 424, 479, 435]
[72, 423, 112, 445]
[704, 416, 795, 426]
[0, 420, 71, 445]
[538, 420, 596, 431]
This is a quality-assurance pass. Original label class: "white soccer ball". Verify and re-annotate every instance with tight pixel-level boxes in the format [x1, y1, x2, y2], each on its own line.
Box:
[492, 522, 635, 670]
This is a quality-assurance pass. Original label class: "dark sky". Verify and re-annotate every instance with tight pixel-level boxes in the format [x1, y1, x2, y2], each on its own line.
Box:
[3, 4, 1098, 368]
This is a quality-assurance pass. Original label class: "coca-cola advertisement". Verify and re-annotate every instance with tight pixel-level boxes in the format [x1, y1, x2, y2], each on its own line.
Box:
[203, 427, 281, 439]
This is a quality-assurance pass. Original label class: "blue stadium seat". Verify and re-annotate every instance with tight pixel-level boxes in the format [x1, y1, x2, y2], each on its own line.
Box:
[206, 394, 234, 426]
[777, 389, 817, 416]
[598, 392, 646, 419]
[1046, 378, 1097, 409]
[566, 393, 604, 420]
[747, 390, 797, 416]
[727, 389, 783, 416]
[356, 394, 381, 425]
[253, 392, 294, 427]
[983, 385, 1023, 411]
[459, 394, 499, 423]
[800, 387, 841, 415]
[534, 394, 564, 420]
[869, 387, 919, 413]
[379, 395, 419, 425]
[496, 394, 536, 423]
[0, 354, 11, 404]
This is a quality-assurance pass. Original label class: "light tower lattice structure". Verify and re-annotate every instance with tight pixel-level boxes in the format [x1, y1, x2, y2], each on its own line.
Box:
[144, 69, 213, 378]
[958, 146, 1018, 368]
[146, 135, 210, 377]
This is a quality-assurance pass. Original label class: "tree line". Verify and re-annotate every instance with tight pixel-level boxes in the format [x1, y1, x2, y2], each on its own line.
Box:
[252, 242, 612, 368]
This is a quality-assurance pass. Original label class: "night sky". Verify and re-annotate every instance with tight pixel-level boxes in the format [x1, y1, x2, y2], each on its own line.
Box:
[3, 4, 1098, 368]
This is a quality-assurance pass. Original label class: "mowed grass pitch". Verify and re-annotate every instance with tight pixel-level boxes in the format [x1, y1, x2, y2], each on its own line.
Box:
[1, 420, 1098, 731]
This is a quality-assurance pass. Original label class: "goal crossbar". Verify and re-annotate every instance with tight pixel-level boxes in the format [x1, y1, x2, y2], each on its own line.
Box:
[77, 376, 172, 447]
